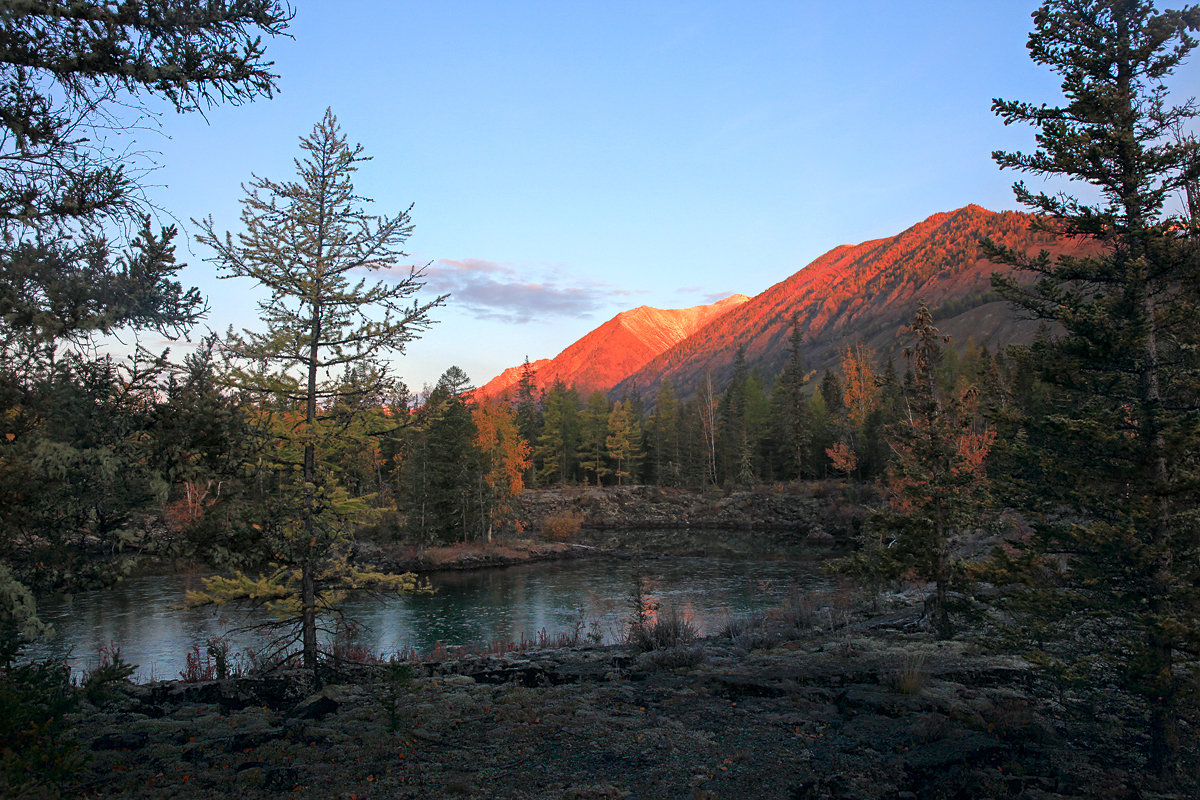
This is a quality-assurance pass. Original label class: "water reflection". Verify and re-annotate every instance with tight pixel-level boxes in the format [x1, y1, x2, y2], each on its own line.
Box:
[27, 555, 826, 682]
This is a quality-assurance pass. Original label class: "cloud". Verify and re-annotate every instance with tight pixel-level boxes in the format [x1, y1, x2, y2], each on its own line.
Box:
[413, 258, 620, 323]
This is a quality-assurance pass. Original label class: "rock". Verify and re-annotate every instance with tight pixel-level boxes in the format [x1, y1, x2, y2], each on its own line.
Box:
[292, 692, 339, 720]
[227, 729, 283, 752]
[91, 731, 148, 750]
[706, 674, 790, 699]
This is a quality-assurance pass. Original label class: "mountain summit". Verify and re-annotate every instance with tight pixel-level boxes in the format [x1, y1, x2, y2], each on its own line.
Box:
[476, 294, 750, 399]
[478, 205, 1092, 401]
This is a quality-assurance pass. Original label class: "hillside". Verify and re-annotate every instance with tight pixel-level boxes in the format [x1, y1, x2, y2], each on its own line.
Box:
[476, 294, 750, 398]
[611, 204, 1092, 400]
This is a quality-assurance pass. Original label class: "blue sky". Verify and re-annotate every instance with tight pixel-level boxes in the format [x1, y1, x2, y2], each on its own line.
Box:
[135, 1, 1196, 393]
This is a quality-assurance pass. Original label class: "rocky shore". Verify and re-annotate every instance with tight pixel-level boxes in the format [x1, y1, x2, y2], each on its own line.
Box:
[58, 593, 1175, 800]
[515, 484, 872, 540]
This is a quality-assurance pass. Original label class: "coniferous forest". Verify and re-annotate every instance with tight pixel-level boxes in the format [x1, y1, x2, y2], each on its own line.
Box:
[1, 2, 1200, 797]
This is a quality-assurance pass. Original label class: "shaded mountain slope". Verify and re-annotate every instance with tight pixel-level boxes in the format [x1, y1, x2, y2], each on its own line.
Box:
[612, 204, 1092, 400]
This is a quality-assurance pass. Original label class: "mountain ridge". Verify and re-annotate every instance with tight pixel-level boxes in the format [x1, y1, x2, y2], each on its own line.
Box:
[477, 205, 1093, 402]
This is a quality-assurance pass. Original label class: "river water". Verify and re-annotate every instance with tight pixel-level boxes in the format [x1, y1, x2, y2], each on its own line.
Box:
[26, 554, 829, 683]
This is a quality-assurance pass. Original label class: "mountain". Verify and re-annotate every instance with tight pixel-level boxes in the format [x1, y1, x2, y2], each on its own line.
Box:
[612, 204, 1093, 400]
[476, 294, 751, 399]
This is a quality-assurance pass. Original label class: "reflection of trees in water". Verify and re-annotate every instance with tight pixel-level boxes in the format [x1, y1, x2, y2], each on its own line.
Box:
[29, 556, 825, 678]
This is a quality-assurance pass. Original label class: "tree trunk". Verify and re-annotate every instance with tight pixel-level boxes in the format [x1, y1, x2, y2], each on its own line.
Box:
[301, 560, 318, 678]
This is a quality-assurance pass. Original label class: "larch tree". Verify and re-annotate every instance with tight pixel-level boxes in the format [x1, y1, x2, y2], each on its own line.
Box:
[983, 0, 1200, 779]
[605, 399, 640, 486]
[472, 395, 531, 540]
[855, 304, 994, 638]
[191, 110, 443, 674]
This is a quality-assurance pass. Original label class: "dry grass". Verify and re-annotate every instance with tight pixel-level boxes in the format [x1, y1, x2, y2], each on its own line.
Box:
[888, 651, 929, 695]
[541, 511, 585, 541]
[419, 539, 568, 567]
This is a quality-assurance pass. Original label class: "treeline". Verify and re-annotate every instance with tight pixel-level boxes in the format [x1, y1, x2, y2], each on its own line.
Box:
[462, 323, 1005, 493]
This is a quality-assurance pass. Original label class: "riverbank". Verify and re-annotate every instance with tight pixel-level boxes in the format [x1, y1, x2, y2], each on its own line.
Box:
[515, 483, 872, 541]
[356, 483, 870, 574]
[54, 591, 1180, 800]
[353, 538, 589, 574]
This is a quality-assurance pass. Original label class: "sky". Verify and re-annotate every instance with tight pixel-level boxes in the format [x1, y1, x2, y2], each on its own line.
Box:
[129, 1, 1197, 394]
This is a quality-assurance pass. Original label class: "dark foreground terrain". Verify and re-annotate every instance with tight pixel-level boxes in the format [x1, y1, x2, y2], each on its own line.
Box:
[55, 594, 1188, 800]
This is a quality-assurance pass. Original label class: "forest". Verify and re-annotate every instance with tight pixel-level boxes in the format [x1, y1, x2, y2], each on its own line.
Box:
[1, 0, 1200, 796]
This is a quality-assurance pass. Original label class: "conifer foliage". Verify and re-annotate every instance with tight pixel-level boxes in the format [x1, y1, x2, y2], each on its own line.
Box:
[984, 0, 1200, 779]
[192, 110, 443, 673]
[854, 304, 994, 638]
[0, 1, 291, 645]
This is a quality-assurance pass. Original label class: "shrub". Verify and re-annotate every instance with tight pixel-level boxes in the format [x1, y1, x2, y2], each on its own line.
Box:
[79, 643, 136, 705]
[180, 645, 216, 682]
[541, 511, 584, 541]
[646, 645, 706, 669]
[0, 656, 81, 797]
[627, 604, 698, 652]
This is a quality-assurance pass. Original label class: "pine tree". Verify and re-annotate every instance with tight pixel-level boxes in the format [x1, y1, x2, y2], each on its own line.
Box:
[191, 111, 443, 674]
[513, 357, 542, 487]
[0, 1, 291, 361]
[418, 367, 480, 543]
[983, 0, 1200, 778]
[716, 348, 749, 485]
[0, 4, 290, 644]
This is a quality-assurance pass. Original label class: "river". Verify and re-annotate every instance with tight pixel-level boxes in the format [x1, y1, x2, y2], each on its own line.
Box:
[26, 553, 829, 682]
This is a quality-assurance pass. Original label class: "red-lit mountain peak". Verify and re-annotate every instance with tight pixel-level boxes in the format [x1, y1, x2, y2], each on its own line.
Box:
[476, 294, 750, 399]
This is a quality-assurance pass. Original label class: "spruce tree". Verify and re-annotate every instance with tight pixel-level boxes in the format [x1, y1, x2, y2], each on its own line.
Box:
[0, 1, 290, 642]
[192, 110, 443, 673]
[578, 390, 610, 486]
[984, 0, 1200, 778]
[536, 382, 580, 484]
[769, 315, 813, 480]
[647, 379, 680, 485]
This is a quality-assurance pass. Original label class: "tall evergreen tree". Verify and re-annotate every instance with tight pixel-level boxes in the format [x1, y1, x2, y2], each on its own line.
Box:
[646, 379, 680, 485]
[0, 1, 291, 643]
[416, 367, 479, 543]
[577, 390, 610, 486]
[536, 382, 580, 485]
[513, 357, 542, 487]
[716, 348, 749, 485]
[192, 111, 442, 673]
[984, 0, 1200, 778]
[769, 316, 814, 480]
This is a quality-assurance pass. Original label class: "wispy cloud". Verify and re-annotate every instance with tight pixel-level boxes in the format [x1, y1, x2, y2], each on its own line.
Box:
[413, 258, 623, 323]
